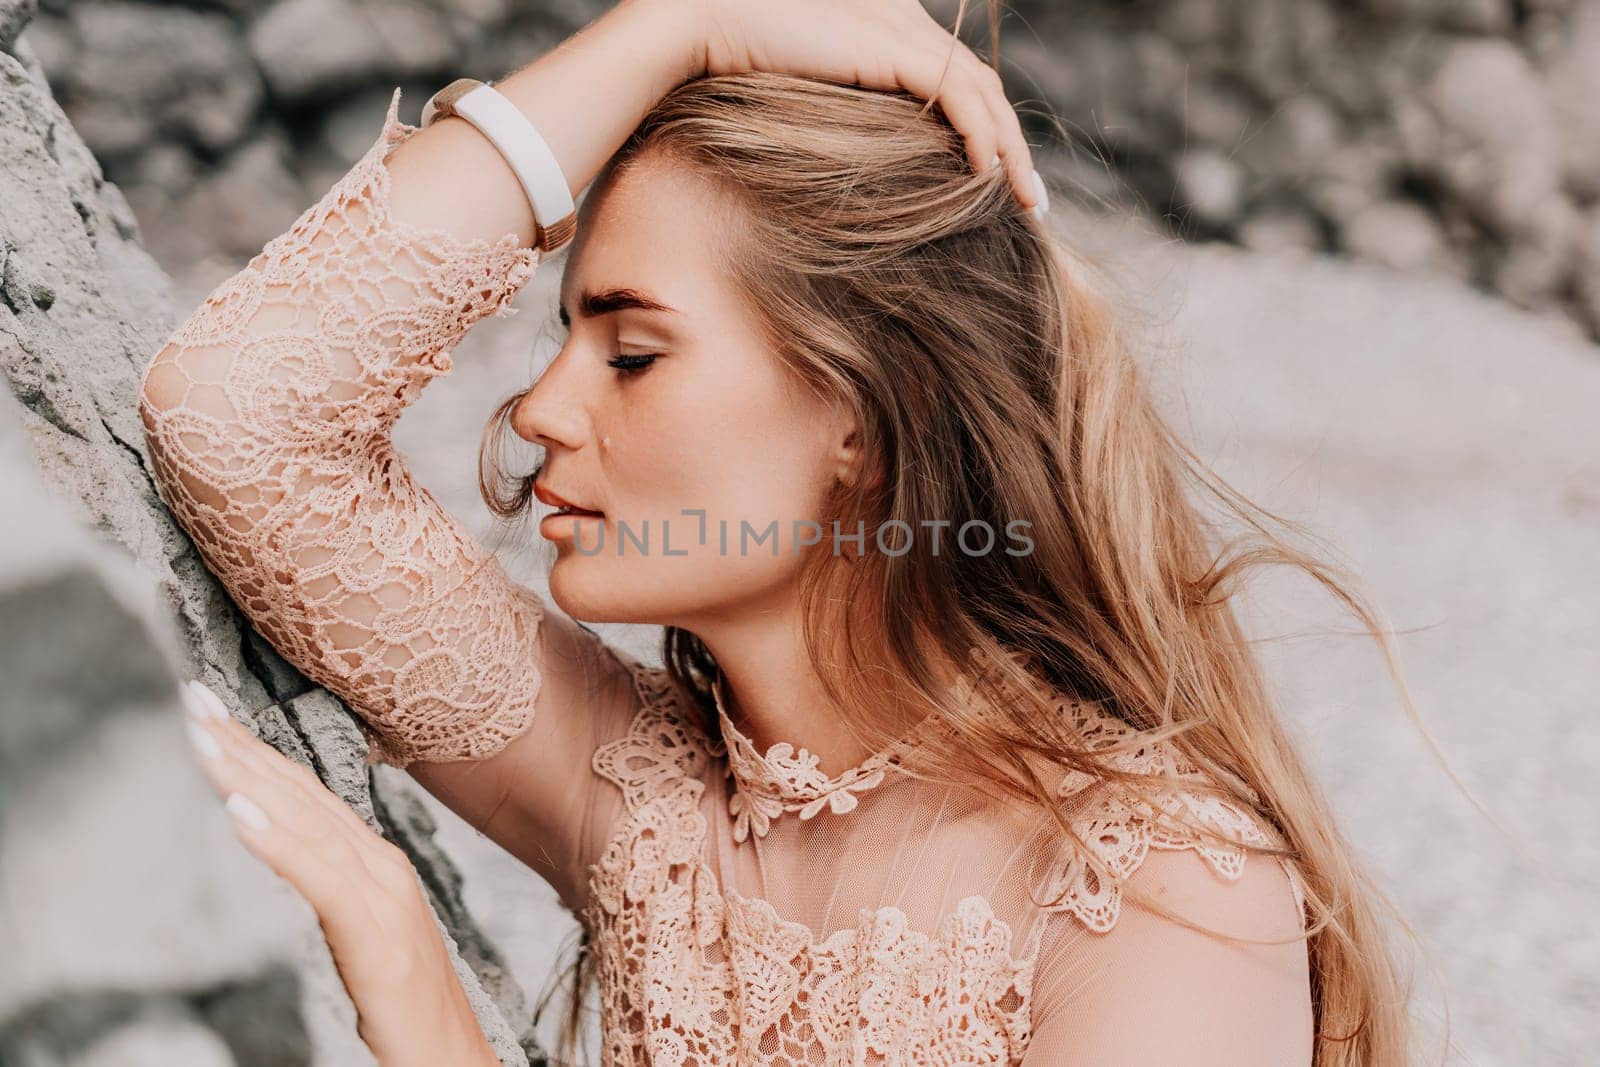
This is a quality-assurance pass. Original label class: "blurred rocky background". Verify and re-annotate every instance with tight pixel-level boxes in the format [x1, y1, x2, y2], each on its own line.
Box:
[17, 0, 1600, 338]
[0, 4, 547, 1063]
[3, 0, 1597, 1065]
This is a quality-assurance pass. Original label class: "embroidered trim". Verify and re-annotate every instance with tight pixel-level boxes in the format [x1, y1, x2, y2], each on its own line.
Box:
[1043, 701, 1282, 931]
[593, 657, 1289, 935]
[713, 669, 963, 843]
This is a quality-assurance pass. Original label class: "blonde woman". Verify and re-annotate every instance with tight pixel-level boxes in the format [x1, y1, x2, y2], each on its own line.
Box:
[143, 0, 1412, 1063]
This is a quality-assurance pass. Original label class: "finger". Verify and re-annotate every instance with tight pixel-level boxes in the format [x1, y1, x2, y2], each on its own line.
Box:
[197, 723, 390, 903]
[894, 8, 1039, 206]
[188, 687, 420, 897]
[221, 788, 384, 931]
[903, 26, 1022, 194]
[895, 46, 998, 178]
[185, 681, 377, 843]
[967, 57, 1039, 208]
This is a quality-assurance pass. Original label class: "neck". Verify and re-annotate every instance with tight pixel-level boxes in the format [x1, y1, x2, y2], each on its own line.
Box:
[685, 566, 956, 776]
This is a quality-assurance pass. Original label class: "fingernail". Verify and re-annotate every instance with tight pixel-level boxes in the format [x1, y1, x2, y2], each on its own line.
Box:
[185, 719, 222, 762]
[179, 684, 211, 723]
[184, 680, 230, 722]
[988, 153, 1000, 172]
[225, 792, 270, 832]
[1031, 170, 1050, 219]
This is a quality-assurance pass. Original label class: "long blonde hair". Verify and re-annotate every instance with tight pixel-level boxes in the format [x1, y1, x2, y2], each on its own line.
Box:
[485, 70, 1415, 1067]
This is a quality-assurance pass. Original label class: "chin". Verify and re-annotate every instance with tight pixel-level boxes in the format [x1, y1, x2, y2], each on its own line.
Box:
[547, 555, 618, 622]
[546, 553, 662, 626]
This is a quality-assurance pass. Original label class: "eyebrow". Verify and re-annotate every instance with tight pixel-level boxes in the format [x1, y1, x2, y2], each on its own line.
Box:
[564, 287, 678, 320]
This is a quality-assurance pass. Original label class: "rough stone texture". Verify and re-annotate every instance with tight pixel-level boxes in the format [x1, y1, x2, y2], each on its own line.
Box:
[0, 9, 545, 1064]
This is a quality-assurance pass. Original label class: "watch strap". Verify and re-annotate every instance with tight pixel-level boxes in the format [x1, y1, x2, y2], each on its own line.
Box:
[421, 78, 578, 252]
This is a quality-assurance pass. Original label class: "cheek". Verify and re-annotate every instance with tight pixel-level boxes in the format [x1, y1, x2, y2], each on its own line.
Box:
[613, 360, 830, 529]
[550, 364, 836, 623]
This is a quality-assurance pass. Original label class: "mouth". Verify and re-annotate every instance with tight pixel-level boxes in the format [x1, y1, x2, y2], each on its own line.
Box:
[532, 481, 605, 518]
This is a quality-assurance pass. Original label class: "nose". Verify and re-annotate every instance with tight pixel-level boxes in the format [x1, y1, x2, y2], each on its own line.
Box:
[512, 343, 591, 451]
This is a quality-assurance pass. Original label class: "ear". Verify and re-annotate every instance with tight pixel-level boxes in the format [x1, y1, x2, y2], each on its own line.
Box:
[829, 405, 870, 490]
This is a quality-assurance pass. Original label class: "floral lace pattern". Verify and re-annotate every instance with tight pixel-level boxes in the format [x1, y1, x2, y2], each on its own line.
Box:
[587, 660, 1036, 1066]
[139, 91, 545, 768]
[712, 670, 931, 843]
[585, 658, 1291, 1065]
[1041, 704, 1283, 932]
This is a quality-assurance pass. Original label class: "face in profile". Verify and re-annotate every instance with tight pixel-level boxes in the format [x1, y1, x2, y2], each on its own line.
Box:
[511, 152, 858, 631]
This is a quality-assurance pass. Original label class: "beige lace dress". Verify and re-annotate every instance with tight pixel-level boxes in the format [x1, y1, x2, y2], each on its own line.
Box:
[139, 94, 1315, 1065]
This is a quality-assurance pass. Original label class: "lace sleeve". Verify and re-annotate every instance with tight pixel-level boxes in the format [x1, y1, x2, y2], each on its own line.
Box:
[138, 90, 543, 769]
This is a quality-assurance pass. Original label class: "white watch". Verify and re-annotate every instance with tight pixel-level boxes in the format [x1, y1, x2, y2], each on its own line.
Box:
[420, 78, 578, 252]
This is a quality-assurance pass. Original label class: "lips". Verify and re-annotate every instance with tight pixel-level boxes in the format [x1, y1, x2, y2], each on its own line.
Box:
[533, 481, 604, 516]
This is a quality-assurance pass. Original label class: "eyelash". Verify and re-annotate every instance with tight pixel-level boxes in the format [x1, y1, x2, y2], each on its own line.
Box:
[608, 354, 658, 375]
[559, 306, 658, 377]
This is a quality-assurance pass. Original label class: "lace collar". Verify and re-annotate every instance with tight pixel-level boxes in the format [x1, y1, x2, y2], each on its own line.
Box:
[713, 669, 938, 844]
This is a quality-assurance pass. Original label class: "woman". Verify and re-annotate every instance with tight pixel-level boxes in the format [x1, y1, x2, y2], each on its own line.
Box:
[143, 0, 1412, 1063]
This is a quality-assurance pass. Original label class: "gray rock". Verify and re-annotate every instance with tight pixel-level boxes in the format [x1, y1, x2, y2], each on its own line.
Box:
[250, 0, 456, 101]
[0, 27, 544, 1066]
[73, 1014, 238, 1067]
[1181, 82, 1257, 151]
[179, 131, 305, 261]
[65, 2, 262, 161]
[1398, 38, 1561, 233]
[1307, 138, 1405, 227]
[310, 85, 402, 176]
[1, 0, 35, 53]
[1545, 0, 1600, 199]
[1174, 148, 1246, 230]
[16, 10, 72, 86]
[1236, 94, 1344, 181]
[1238, 207, 1325, 255]
[1491, 195, 1582, 310]
[1364, 0, 1513, 31]
[1573, 208, 1600, 335]
[1340, 199, 1452, 275]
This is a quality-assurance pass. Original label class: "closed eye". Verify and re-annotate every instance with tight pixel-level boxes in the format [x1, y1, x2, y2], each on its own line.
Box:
[608, 354, 658, 375]
[556, 300, 660, 376]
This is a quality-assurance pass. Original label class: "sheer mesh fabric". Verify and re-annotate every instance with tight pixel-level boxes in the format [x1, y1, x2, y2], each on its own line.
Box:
[140, 94, 1315, 1065]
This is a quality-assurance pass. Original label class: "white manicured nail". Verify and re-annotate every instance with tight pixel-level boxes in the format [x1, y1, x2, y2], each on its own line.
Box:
[179, 683, 212, 723]
[185, 719, 222, 762]
[225, 792, 270, 832]
[185, 680, 230, 722]
[988, 153, 1000, 172]
[1031, 171, 1050, 219]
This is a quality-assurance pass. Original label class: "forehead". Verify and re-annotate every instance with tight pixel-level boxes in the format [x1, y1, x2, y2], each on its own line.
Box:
[559, 153, 740, 313]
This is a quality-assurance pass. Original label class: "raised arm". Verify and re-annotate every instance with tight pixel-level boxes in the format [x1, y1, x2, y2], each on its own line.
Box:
[137, 0, 720, 912]
[139, 0, 1039, 912]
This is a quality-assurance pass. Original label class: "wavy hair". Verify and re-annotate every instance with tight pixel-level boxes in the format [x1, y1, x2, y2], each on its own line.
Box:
[483, 68, 1416, 1067]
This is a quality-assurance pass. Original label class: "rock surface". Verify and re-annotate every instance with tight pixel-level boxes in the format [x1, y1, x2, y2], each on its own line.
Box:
[0, 10, 545, 1065]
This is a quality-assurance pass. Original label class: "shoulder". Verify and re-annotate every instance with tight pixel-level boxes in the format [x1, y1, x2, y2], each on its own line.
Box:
[1035, 703, 1299, 933]
[1026, 846, 1314, 1065]
[590, 654, 724, 812]
[1021, 707, 1313, 1061]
